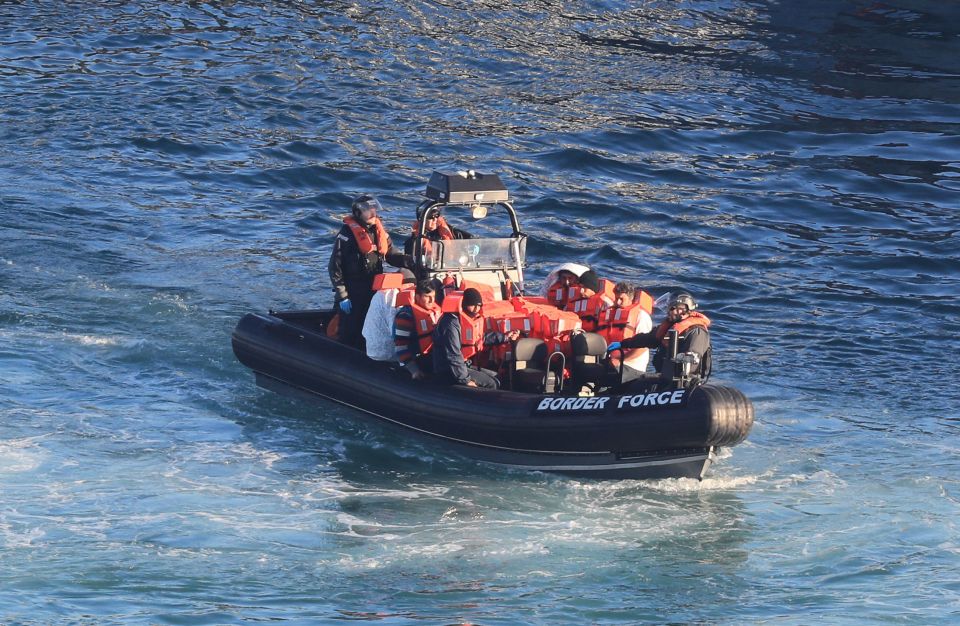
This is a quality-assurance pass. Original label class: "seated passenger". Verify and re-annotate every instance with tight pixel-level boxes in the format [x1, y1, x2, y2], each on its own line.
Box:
[431, 287, 520, 389]
[363, 269, 416, 361]
[542, 263, 589, 310]
[403, 207, 471, 257]
[600, 282, 653, 383]
[392, 280, 441, 381]
[565, 269, 613, 332]
[607, 291, 711, 385]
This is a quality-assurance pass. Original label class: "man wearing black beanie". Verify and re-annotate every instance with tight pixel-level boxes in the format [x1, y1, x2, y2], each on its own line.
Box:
[565, 269, 613, 332]
[432, 288, 519, 388]
[577, 270, 600, 294]
[461, 287, 483, 308]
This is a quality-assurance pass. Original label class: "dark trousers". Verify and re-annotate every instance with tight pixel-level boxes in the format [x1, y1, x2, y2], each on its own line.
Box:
[436, 366, 500, 389]
[467, 367, 500, 389]
[337, 283, 374, 349]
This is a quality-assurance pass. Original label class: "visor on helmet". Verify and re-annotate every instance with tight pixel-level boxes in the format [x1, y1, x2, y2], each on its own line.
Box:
[353, 197, 382, 216]
[669, 292, 697, 312]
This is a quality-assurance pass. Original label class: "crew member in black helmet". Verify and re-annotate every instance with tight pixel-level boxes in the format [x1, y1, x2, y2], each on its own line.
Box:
[606, 291, 711, 383]
[328, 194, 410, 349]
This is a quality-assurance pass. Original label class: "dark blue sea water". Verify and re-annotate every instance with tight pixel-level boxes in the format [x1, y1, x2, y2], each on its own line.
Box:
[2, 1, 959, 623]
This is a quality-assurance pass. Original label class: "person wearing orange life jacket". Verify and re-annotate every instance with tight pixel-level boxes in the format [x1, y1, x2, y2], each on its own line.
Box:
[403, 206, 472, 257]
[599, 282, 654, 383]
[565, 270, 613, 332]
[329, 194, 411, 349]
[431, 288, 519, 389]
[607, 291, 711, 384]
[392, 280, 441, 381]
[542, 263, 589, 310]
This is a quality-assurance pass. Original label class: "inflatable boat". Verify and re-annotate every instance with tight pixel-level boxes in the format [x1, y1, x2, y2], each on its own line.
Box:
[232, 172, 754, 479]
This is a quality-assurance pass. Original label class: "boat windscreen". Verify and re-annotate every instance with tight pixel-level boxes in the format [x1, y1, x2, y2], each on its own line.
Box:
[426, 237, 526, 271]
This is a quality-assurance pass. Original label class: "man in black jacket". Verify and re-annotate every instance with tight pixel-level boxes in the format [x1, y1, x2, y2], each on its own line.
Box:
[431, 288, 519, 389]
[328, 194, 409, 348]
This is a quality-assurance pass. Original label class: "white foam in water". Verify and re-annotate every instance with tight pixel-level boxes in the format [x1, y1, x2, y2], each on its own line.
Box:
[0, 326, 135, 349]
[0, 437, 46, 474]
[643, 472, 763, 494]
[0, 517, 46, 549]
[178, 441, 285, 469]
[61, 332, 122, 347]
[0, 438, 50, 550]
[150, 291, 193, 312]
[76, 275, 114, 292]
[334, 512, 400, 540]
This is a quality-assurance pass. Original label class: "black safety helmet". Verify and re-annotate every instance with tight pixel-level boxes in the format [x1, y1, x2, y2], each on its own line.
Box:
[669, 291, 697, 312]
[352, 194, 382, 220]
[416, 204, 442, 220]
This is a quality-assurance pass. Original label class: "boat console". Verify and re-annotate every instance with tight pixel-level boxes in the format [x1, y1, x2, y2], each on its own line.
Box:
[412, 171, 525, 300]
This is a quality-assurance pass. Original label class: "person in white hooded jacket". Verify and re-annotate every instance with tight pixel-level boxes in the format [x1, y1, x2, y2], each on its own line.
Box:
[362, 269, 416, 361]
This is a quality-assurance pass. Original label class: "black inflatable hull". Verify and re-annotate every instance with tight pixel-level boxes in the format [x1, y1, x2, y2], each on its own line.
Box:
[232, 311, 754, 480]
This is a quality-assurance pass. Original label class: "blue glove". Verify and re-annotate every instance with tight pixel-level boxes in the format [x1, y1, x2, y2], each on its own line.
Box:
[606, 341, 621, 352]
[339, 299, 352, 315]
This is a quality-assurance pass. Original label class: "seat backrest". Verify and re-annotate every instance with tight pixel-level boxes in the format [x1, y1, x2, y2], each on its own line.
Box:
[513, 337, 547, 369]
[571, 332, 606, 362]
[569, 332, 608, 393]
[509, 337, 551, 393]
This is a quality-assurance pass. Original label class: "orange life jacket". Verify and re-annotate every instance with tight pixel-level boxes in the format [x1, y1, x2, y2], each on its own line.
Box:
[371, 272, 406, 291]
[600, 302, 653, 371]
[633, 290, 654, 315]
[411, 303, 441, 355]
[460, 278, 498, 304]
[597, 290, 653, 341]
[546, 282, 581, 310]
[566, 281, 614, 332]
[343, 216, 390, 256]
[411, 216, 455, 257]
[458, 311, 485, 360]
[599, 303, 643, 344]
[395, 289, 440, 354]
[411, 216, 454, 241]
[440, 291, 485, 361]
[655, 311, 711, 347]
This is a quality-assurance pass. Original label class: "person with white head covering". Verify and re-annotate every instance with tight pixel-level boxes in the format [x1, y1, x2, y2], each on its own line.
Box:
[363, 268, 416, 361]
[542, 262, 590, 309]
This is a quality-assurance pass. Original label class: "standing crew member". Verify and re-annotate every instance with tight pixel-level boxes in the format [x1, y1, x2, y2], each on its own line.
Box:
[606, 291, 711, 384]
[432, 288, 519, 389]
[393, 280, 441, 381]
[329, 194, 409, 349]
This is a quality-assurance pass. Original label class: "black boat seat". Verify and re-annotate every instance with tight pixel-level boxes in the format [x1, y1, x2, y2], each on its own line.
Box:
[571, 331, 609, 393]
[509, 338, 556, 393]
